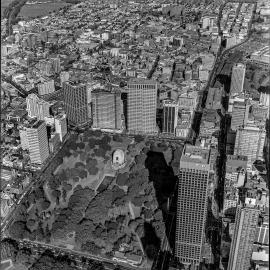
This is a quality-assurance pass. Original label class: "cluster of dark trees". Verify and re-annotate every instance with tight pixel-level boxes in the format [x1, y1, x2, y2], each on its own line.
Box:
[1, 238, 103, 270]
[9, 185, 52, 242]
[9, 132, 183, 261]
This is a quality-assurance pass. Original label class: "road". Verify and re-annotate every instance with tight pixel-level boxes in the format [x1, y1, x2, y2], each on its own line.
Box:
[18, 239, 148, 270]
[1, 73, 29, 98]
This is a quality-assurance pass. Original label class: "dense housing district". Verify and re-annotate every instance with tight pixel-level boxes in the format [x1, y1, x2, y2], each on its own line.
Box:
[0, 0, 269, 269]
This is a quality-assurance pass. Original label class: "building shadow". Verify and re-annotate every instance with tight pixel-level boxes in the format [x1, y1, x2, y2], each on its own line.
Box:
[145, 151, 179, 269]
[141, 222, 161, 261]
[205, 198, 222, 268]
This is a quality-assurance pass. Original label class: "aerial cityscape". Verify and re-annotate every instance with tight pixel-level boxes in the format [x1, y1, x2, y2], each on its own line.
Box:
[0, 0, 269, 269]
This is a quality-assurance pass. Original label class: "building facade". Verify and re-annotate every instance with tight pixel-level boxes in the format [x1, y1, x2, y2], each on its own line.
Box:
[19, 129, 29, 150]
[127, 79, 158, 134]
[227, 199, 260, 270]
[175, 145, 210, 268]
[26, 120, 49, 164]
[230, 63, 246, 96]
[26, 94, 50, 120]
[162, 100, 178, 135]
[55, 114, 67, 141]
[92, 89, 122, 130]
[38, 80, 55, 96]
[63, 82, 89, 126]
[231, 100, 250, 131]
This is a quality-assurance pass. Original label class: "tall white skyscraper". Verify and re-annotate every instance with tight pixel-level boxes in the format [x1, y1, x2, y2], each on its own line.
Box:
[26, 94, 50, 120]
[234, 124, 266, 167]
[230, 63, 246, 96]
[127, 79, 158, 134]
[26, 120, 49, 164]
[227, 199, 260, 270]
[176, 145, 210, 269]
[55, 114, 67, 142]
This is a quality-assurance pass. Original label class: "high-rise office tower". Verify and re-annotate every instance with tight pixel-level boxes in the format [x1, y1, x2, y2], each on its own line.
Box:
[26, 94, 50, 120]
[26, 120, 49, 164]
[162, 100, 179, 135]
[231, 99, 250, 130]
[92, 89, 122, 130]
[55, 114, 67, 141]
[227, 199, 260, 270]
[127, 79, 158, 134]
[230, 63, 246, 96]
[51, 57, 61, 74]
[63, 82, 89, 126]
[234, 124, 266, 167]
[176, 145, 210, 268]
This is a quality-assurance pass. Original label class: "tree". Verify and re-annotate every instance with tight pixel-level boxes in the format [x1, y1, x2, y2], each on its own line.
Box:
[75, 162, 85, 170]
[27, 192, 36, 204]
[113, 134, 123, 142]
[86, 158, 98, 175]
[15, 248, 32, 266]
[94, 147, 107, 158]
[44, 224, 51, 243]
[134, 135, 144, 143]
[105, 221, 118, 231]
[142, 208, 153, 219]
[63, 183, 72, 192]
[34, 187, 45, 200]
[112, 186, 125, 202]
[81, 241, 101, 255]
[51, 190, 61, 200]
[116, 172, 129, 186]
[36, 222, 45, 241]
[77, 142, 85, 149]
[48, 175, 61, 190]
[135, 153, 147, 165]
[74, 219, 96, 245]
[135, 224, 144, 238]
[78, 170, 87, 179]
[68, 187, 94, 210]
[26, 219, 36, 231]
[0, 238, 19, 261]
[132, 196, 145, 207]
[41, 200, 51, 210]
[9, 221, 27, 239]
[29, 251, 74, 270]
[145, 244, 157, 260]
[128, 220, 139, 231]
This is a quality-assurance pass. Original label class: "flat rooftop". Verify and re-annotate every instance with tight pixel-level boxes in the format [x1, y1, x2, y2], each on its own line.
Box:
[181, 145, 210, 164]
[26, 119, 45, 129]
[127, 78, 158, 85]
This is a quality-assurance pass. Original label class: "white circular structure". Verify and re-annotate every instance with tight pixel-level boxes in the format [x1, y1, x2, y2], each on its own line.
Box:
[112, 149, 126, 170]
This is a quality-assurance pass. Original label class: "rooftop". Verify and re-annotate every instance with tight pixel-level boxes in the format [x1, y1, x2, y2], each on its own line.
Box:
[181, 145, 210, 164]
[127, 78, 158, 85]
